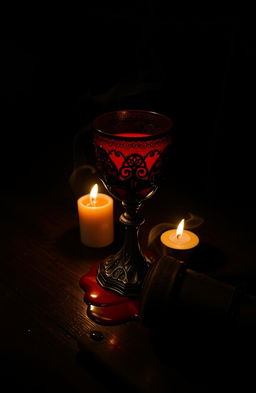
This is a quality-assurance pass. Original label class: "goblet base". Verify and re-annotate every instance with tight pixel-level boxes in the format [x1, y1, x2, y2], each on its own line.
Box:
[96, 251, 151, 298]
[79, 262, 140, 325]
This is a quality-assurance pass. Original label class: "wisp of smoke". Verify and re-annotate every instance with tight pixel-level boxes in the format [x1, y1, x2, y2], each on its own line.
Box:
[69, 164, 97, 197]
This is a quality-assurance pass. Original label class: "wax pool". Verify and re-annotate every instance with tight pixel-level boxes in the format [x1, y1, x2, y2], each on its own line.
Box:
[161, 229, 199, 250]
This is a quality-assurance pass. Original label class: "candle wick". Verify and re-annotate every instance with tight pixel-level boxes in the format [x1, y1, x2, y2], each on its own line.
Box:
[176, 233, 181, 240]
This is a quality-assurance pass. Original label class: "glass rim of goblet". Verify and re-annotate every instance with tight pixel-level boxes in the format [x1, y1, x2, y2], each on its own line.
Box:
[92, 109, 173, 141]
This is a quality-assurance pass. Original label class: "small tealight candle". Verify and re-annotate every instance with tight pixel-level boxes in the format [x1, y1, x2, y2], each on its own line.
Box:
[161, 219, 199, 251]
[77, 184, 114, 248]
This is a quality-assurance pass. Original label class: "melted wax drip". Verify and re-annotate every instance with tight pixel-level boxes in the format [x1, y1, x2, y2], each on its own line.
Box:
[79, 262, 140, 325]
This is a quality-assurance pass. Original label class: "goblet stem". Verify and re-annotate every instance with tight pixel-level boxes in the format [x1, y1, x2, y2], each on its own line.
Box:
[96, 201, 150, 297]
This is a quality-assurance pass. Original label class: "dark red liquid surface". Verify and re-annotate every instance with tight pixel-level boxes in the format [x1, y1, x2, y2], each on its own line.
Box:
[115, 133, 150, 137]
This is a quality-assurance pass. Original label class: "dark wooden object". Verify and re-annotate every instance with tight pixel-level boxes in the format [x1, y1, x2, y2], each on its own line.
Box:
[1, 185, 256, 392]
[140, 255, 256, 328]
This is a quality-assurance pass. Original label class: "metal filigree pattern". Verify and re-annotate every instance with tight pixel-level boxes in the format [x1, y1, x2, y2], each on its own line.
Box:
[97, 244, 150, 296]
[104, 250, 135, 284]
[120, 153, 148, 180]
[95, 144, 168, 200]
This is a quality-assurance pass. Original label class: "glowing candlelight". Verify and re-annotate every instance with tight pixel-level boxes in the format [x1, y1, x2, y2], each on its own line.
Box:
[176, 218, 184, 240]
[161, 218, 199, 250]
[90, 184, 98, 206]
[77, 185, 114, 248]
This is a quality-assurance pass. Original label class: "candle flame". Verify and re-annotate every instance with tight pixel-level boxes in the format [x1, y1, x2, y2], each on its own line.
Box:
[176, 218, 185, 239]
[90, 184, 98, 205]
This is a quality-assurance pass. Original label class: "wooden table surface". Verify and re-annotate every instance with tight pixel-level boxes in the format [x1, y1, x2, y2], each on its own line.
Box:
[1, 176, 256, 392]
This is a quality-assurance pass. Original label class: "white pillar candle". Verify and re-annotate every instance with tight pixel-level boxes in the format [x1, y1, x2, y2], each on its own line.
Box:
[77, 184, 114, 248]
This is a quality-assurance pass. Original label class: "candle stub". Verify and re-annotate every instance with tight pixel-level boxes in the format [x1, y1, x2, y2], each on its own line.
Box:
[77, 189, 114, 248]
[161, 229, 199, 250]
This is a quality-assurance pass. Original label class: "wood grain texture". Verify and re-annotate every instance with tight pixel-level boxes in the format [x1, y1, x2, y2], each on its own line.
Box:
[0, 192, 130, 392]
[1, 183, 256, 392]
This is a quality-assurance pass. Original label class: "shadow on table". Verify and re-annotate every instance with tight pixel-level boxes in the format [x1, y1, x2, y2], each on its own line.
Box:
[149, 315, 256, 389]
[76, 350, 138, 393]
[56, 223, 125, 261]
[188, 242, 226, 274]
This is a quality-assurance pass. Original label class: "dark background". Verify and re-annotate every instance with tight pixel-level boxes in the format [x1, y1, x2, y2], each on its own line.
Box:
[1, 10, 256, 393]
[1, 11, 255, 228]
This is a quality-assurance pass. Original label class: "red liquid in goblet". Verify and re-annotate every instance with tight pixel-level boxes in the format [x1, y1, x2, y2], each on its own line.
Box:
[93, 113, 172, 203]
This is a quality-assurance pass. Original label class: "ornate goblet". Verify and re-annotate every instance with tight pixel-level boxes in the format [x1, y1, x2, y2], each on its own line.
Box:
[93, 110, 173, 297]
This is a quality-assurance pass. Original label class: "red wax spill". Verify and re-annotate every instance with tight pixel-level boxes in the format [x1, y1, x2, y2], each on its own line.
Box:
[79, 261, 139, 325]
[79, 262, 132, 306]
[87, 301, 140, 325]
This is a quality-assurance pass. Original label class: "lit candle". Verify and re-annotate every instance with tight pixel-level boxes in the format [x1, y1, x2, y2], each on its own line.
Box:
[77, 184, 114, 247]
[160, 219, 199, 250]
